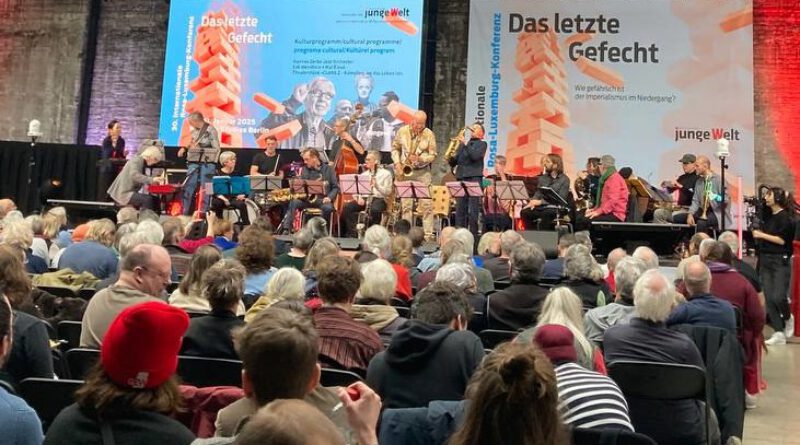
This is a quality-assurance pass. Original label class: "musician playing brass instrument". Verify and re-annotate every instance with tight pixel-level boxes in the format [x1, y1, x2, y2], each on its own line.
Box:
[449, 122, 487, 237]
[280, 148, 339, 233]
[652, 153, 698, 224]
[391, 110, 437, 239]
[677, 155, 729, 234]
[340, 151, 393, 238]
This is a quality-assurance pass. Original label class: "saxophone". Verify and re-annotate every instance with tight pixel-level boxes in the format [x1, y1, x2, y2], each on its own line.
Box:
[444, 127, 467, 163]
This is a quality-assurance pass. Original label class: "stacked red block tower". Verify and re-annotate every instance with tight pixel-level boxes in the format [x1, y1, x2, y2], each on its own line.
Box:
[506, 30, 573, 177]
[180, 10, 243, 148]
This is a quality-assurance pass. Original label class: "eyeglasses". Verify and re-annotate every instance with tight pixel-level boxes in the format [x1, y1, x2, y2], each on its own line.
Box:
[139, 266, 171, 281]
[308, 90, 334, 101]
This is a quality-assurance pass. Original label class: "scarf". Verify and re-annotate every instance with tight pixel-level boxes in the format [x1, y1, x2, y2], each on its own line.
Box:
[595, 167, 616, 207]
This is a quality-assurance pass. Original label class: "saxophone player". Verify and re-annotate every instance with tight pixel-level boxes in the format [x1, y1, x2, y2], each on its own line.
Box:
[449, 122, 487, 237]
[340, 151, 393, 238]
[391, 110, 437, 239]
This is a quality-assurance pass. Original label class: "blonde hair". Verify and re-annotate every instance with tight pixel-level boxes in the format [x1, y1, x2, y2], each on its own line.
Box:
[265, 267, 306, 302]
[86, 219, 116, 246]
[2, 221, 33, 250]
[219, 151, 236, 165]
[477, 232, 499, 257]
[536, 287, 594, 363]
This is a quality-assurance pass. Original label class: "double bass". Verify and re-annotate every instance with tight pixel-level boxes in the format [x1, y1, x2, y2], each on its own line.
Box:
[333, 104, 364, 214]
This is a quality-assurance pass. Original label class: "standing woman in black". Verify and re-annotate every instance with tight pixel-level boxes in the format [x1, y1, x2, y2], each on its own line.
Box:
[754, 187, 795, 345]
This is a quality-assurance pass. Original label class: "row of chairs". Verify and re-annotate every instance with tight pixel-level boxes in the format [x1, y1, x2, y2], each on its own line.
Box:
[35, 282, 181, 301]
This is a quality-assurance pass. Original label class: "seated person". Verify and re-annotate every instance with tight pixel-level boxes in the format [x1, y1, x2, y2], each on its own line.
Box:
[542, 233, 577, 280]
[313, 256, 383, 374]
[168, 245, 222, 313]
[367, 282, 484, 409]
[521, 153, 571, 230]
[668, 259, 736, 333]
[213, 219, 238, 251]
[482, 230, 522, 281]
[560, 244, 612, 310]
[584, 257, 648, 346]
[604, 270, 709, 445]
[180, 260, 246, 359]
[362, 225, 413, 302]
[209, 151, 250, 226]
[236, 226, 277, 299]
[57, 219, 118, 280]
[487, 242, 549, 331]
[280, 148, 339, 233]
[274, 229, 312, 270]
[350, 259, 407, 344]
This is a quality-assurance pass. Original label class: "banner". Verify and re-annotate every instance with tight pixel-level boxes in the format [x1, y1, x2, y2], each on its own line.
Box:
[158, 0, 425, 151]
[466, 0, 754, 194]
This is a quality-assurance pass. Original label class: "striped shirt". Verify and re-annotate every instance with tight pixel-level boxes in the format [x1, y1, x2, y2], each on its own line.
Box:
[313, 306, 384, 374]
[555, 362, 634, 431]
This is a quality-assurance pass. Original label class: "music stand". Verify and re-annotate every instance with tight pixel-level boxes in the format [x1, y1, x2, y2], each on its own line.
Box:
[212, 176, 234, 196]
[496, 180, 528, 228]
[395, 181, 431, 228]
[290, 179, 326, 200]
[339, 174, 372, 196]
[445, 181, 483, 199]
[185, 148, 219, 213]
[538, 186, 573, 232]
[248, 175, 268, 193]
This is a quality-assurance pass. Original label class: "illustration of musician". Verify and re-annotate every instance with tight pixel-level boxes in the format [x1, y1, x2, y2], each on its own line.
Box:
[259, 77, 337, 151]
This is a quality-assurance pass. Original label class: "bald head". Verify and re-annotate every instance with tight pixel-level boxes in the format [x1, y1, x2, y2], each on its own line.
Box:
[411, 110, 427, 132]
[119, 244, 172, 297]
[607, 248, 627, 271]
[684, 259, 712, 296]
[632, 246, 659, 270]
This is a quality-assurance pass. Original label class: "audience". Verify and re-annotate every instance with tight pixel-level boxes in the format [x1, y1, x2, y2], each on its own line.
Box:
[302, 237, 340, 300]
[351, 259, 407, 343]
[0, 294, 43, 445]
[362, 225, 413, 301]
[169, 244, 223, 313]
[392, 234, 415, 272]
[416, 226, 456, 272]
[162, 213, 217, 254]
[487, 241, 549, 331]
[0, 245, 54, 387]
[542, 233, 577, 279]
[236, 226, 276, 302]
[2, 220, 48, 274]
[58, 218, 118, 279]
[135, 219, 165, 245]
[231, 400, 344, 445]
[245, 267, 306, 322]
[26, 214, 49, 263]
[314, 255, 383, 374]
[632, 245, 660, 270]
[476, 231, 500, 261]
[482, 230, 522, 281]
[80, 244, 172, 348]
[0, 199, 16, 219]
[116, 206, 139, 226]
[667, 259, 736, 333]
[274, 228, 312, 270]
[211, 307, 355, 442]
[450, 228, 494, 293]
[408, 226, 426, 266]
[180, 260, 246, 360]
[604, 269, 709, 445]
[435, 261, 487, 330]
[517, 287, 602, 371]
[367, 281, 483, 409]
[534, 324, 633, 431]
[718, 231, 763, 299]
[584, 256, 648, 346]
[45, 302, 193, 444]
[212, 219, 237, 251]
[561, 244, 611, 310]
[604, 247, 627, 294]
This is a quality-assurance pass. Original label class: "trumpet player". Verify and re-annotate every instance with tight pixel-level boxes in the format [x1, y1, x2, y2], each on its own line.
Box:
[677, 155, 729, 234]
[391, 110, 437, 239]
[340, 151, 393, 238]
[449, 122, 487, 237]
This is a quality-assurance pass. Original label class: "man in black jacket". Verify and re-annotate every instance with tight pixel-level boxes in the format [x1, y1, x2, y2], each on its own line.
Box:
[366, 282, 485, 409]
[281, 148, 340, 233]
[487, 241, 549, 331]
[449, 123, 487, 237]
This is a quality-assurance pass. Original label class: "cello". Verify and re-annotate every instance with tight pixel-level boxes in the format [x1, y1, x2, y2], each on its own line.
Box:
[333, 105, 365, 214]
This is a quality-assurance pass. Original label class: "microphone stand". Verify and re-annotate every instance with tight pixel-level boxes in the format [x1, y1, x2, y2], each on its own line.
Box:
[719, 154, 728, 232]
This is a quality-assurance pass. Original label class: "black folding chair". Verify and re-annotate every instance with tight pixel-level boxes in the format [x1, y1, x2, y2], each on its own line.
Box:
[36, 285, 77, 299]
[176, 356, 243, 387]
[57, 320, 82, 353]
[65, 348, 101, 380]
[394, 306, 411, 318]
[571, 426, 657, 444]
[478, 329, 518, 350]
[320, 368, 363, 388]
[607, 360, 709, 444]
[19, 378, 83, 432]
[77, 288, 97, 300]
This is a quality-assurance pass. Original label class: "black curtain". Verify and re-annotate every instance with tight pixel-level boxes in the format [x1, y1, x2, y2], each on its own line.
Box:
[0, 141, 101, 214]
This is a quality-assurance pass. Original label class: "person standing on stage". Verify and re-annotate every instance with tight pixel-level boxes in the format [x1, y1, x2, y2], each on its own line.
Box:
[520, 153, 571, 231]
[177, 112, 220, 216]
[329, 117, 366, 165]
[341, 151, 393, 238]
[753, 187, 796, 345]
[210, 151, 250, 226]
[250, 135, 283, 177]
[581, 155, 628, 226]
[450, 122, 487, 237]
[107, 146, 165, 211]
[391, 110, 437, 240]
[679, 155, 730, 234]
[280, 148, 339, 233]
[653, 154, 698, 224]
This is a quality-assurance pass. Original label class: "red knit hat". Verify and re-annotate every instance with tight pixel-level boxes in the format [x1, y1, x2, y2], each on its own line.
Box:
[101, 301, 189, 389]
[533, 324, 577, 364]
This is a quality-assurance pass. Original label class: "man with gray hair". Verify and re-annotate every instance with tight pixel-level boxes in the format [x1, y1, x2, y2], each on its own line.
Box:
[435, 262, 487, 329]
[584, 256, 648, 346]
[486, 242, 549, 331]
[580, 154, 628, 229]
[450, 228, 494, 294]
[604, 269, 707, 445]
[107, 145, 165, 211]
[260, 77, 336, 151]
[482, 230, 523, 281]
[176, 112, 221, 215]
[718, 231, 762, 294]
[542, 233, 578, 279]
[80, 244, 172, 348]
[666, 260, 736, 332]
[632, 246, 659, 270]
[604, 247, 627, 293]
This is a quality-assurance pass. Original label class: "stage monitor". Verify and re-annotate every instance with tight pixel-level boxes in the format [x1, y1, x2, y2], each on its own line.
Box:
[158, 0, 427, 150]
[520, 230, 559, 259]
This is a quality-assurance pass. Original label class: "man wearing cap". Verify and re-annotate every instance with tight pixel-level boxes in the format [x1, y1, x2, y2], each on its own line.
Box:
[80, 244, 173, 348]
[653, 153, 698, 224]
